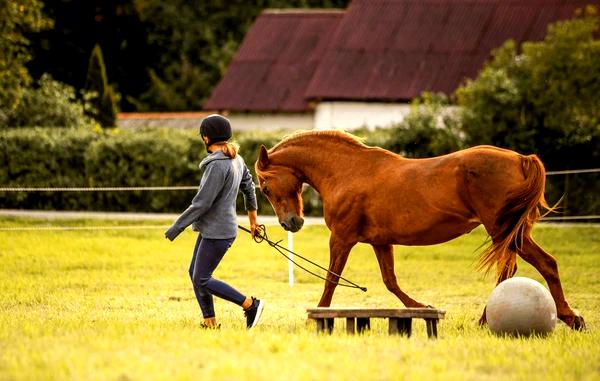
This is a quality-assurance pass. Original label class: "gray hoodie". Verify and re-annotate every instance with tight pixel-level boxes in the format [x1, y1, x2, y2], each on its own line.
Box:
[165, 150, 258, 240]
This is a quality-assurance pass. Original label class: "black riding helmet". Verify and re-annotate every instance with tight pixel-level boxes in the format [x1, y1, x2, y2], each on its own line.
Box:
[199, 114, 232, 146]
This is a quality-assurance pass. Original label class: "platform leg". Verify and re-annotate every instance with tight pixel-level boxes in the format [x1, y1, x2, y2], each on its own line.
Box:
[425, 318, 438, 339]
[399, 318, 412, 337]
[357, 318, 370, 333]
[325, 318, 334, 334]
[346, 318, 356, 334]
[316, 318, 325, 333]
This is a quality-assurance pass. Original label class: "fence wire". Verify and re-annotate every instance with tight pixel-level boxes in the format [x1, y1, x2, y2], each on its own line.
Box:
[0, 167, 598, 230]
[0, 225, 168, 231]
[0, 186, 198, 192]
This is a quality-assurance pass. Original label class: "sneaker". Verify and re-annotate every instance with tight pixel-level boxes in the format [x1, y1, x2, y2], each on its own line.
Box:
[244, 297, 265, 329]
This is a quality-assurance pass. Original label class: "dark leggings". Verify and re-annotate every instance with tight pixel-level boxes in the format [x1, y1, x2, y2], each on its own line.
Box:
[189, 235, 246, 318]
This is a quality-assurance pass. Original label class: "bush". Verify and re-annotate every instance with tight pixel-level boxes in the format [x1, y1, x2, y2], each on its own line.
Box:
[0, 127, 290, 214]
[4, 74, 96, 128]
[358, 93, 463, 158]
[0, 127, 98, 209]
[1, 126, 594, 218]
[84, 128, 202, 212]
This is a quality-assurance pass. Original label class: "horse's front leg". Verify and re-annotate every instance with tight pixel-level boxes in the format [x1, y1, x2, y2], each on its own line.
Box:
[317, 234, 356, 307]
[372, 244, 427, 308]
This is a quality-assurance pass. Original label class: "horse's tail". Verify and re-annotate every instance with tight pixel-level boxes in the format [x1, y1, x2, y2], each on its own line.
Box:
[478, 154, 553, 276]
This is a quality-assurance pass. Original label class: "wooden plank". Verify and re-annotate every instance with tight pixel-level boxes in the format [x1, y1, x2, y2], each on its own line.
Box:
[307, 307, 445, 319]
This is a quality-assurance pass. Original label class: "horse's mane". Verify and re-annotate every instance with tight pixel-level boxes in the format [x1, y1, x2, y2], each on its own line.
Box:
[270, 130, 366, 153]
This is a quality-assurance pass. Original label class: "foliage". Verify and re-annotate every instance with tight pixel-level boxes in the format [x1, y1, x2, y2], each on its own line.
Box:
[84, 44, 119, 127]
[4, 74, 97, 128]
[456, 7, 600, 171]
[84, 128, 202, 212]
[0, 127, 98, 209]
[455, 7, 600, 216]
[360, 93, 463, 158]
[0, 0, 52, 120]
[0, 221, 598, 380]
[0, 127, 290, 213]
[27, 0, 351, 111]
[26, 0, 149, 112]
[1, 125, 597, 217]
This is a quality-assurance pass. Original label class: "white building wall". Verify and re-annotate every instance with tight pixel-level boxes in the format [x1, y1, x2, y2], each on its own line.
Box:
[315, 101, 411, 130]
[227, 112, 314, 131]
[118, 103, 414, 132]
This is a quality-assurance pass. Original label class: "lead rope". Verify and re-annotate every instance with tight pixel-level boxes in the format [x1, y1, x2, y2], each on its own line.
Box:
[238, 224, 367, 292]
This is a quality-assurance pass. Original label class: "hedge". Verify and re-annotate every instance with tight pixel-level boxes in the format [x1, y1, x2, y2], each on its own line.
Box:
[0, 127, 97, 210]
[0, 127, 596, 217]
[0, 127, 294, 214]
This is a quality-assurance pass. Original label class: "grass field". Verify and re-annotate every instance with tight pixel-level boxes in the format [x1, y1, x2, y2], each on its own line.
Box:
[0, 216, 598, 381]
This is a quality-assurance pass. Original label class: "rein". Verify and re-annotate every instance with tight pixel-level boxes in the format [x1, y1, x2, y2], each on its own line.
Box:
[238, 225, 367, 292]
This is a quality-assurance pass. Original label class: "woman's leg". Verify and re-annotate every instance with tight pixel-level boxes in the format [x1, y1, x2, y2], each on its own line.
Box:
[191, 237, 247, 316]
[189, 235, 215, 318]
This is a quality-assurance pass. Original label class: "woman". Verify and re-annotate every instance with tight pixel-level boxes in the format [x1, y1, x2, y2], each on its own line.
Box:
[165, 114, 264, 329]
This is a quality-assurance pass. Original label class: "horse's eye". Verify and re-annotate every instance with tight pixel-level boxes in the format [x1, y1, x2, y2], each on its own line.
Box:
[262, 186, 269, 196]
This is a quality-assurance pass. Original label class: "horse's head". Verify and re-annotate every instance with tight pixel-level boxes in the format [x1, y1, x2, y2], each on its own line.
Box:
[255, 145, 305, 232]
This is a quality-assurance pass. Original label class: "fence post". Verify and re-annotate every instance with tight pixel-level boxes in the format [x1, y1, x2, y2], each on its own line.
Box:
[288, 231, 294, 287]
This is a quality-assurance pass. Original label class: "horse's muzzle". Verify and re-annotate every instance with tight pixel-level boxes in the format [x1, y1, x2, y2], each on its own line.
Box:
[281, 214, 304, 232]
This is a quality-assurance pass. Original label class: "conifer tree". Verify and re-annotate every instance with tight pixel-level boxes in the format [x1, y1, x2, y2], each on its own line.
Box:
[85, 44, 119, 127]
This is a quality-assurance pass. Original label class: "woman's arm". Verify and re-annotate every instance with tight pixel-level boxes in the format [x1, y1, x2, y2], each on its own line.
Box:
[240, 159, 260, 237]
[165, 164, 224, 241]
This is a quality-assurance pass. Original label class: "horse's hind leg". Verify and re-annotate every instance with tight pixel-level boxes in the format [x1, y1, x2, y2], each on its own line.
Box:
[372, 244, 427, 308]
[317, 235, 355, 307]
[519, 236, 585, 330]
[478, 256, 518, 326]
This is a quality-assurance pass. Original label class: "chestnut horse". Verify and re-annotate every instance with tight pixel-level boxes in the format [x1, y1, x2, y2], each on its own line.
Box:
[255, 130, 585, 330]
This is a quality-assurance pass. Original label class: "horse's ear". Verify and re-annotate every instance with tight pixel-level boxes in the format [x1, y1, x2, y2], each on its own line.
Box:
[257, 145, 269, 171]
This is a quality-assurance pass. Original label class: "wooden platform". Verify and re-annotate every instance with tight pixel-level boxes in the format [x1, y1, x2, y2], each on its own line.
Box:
[306, 308, 446, 338]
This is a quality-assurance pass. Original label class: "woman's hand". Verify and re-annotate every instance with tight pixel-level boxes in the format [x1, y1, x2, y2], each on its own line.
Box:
[248, 209, 262, 238]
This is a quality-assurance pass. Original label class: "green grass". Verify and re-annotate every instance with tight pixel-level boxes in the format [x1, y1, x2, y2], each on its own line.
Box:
[0, 217, 599, 381]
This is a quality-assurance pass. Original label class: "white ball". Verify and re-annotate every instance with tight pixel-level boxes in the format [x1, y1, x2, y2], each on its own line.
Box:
[486, 277, 557, 336]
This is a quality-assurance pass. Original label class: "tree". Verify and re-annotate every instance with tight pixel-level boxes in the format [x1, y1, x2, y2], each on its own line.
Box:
[363, 93, 463, 158]
[85, 44, 119, 127]
[7, 74, 96, 128]
[456, 7, 600, 216]
[25, 0, 149, 112]
[0, 0, 52, 121]
[27, 1, 350, 112]
[456, 6, 600, 171]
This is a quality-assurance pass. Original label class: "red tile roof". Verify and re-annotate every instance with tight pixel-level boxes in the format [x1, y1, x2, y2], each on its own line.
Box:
[204, 0, 598, 111]
[203, 10, 344, 112]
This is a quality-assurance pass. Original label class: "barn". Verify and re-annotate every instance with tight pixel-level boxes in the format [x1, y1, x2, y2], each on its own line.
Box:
[203, 0, 595, 131]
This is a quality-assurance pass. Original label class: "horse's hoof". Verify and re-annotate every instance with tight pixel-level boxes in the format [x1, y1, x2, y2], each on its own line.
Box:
[478, 315, 488, 326]
[572, 315, 586, 331]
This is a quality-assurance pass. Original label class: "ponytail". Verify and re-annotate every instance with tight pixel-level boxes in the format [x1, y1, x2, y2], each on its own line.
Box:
[214, 141, 239, 159]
